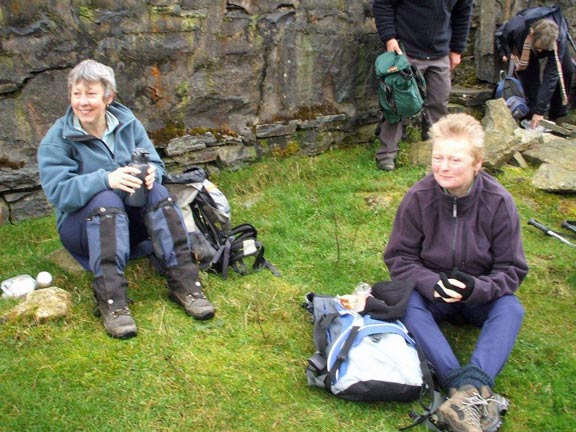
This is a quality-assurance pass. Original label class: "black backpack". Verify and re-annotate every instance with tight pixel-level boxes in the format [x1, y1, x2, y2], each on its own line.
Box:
[164, 168, 280, 279]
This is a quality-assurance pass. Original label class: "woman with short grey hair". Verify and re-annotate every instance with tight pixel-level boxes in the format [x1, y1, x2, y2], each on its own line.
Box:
[38, 59, 215, 339]
[67, 59, 117, 98]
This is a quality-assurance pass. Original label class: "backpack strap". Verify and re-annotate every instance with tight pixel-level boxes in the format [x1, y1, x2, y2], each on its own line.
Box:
[217, 237, 233, 280]
[326, 321, 416, 379]
[327, 325, 360, 387]
[398, 344, 443, 431]
[307, 308, 346, 375]
[228, 224, 281, 277]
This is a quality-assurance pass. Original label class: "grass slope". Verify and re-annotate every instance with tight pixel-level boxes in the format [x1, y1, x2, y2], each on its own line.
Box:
[0, 144, 574, 431]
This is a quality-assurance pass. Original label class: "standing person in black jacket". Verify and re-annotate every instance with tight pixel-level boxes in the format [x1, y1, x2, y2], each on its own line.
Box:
[372, 0, 473, 171]
[495, 5, 574, 129]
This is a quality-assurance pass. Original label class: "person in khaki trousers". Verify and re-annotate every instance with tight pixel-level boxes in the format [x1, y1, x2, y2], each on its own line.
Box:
[372, 0, 473, 171]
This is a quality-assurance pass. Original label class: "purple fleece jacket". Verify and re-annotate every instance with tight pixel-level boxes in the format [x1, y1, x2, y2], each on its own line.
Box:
[384, 171, 528, 305]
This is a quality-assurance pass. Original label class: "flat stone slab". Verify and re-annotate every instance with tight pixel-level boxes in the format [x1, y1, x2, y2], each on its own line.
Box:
[46, 248, 85, 275]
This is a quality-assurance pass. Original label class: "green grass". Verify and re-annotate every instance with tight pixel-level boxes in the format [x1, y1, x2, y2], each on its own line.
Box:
[0, 144, 574, 431]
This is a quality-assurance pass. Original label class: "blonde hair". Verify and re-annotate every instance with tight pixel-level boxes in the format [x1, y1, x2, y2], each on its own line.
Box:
[430, 113, 484, 163]
[531, 19, 558, 51]
[68, 59, 117, 98]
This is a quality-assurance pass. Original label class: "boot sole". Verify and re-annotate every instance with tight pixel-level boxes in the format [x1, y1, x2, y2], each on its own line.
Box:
[107, 328, 138, 339]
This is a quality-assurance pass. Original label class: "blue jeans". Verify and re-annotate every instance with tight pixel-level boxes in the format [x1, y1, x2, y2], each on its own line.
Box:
[58, 184, 171, 271]
[402, 290, 524, 387]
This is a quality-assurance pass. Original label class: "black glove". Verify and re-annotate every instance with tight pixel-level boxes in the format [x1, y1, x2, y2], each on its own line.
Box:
[434, 270, 475, 302]
[449, 268, 475, 301]
[434, 272, 455, 301]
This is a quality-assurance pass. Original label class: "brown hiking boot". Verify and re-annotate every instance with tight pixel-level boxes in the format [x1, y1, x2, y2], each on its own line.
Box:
[433, 385, 485, 432]
[95, 300, 137, 339]
[93, 276, 137, 339]
[166, 265, 215, 320]
[479, 386, 509, 432]
[169, 281, 215, 321]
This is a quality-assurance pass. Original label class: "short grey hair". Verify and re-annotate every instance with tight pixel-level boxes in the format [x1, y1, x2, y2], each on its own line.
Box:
[68, 59, 117, 98]
[531, 19, 559, 51]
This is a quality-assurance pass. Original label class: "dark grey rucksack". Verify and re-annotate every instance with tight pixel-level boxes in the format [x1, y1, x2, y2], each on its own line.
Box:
[164, 168, 280, 279]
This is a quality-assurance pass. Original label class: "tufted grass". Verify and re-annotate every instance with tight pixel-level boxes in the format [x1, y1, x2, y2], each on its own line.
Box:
[0, 143, 574, 431]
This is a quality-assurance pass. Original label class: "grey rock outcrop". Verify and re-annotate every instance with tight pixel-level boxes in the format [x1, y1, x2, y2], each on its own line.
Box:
[524, 135, 576, 192]
[0, 0, 381, 223]
[1, 1, 576, 223]
[482, 98, 526, 169]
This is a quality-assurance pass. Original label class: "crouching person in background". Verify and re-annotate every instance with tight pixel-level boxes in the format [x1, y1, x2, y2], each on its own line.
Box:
[384, 113, 528, 432]
[496, 5, 574, 129]
[38, 59, 215, 339]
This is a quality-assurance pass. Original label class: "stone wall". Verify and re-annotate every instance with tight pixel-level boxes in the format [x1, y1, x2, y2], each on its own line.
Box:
[0, 0, 381, 223]
[1, 0, 575, 224]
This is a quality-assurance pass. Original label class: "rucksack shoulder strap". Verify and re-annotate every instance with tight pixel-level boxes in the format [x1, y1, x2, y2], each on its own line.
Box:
[327, 325, 360, 386]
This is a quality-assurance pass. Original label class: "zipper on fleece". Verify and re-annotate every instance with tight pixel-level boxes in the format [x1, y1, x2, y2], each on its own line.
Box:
[451, 197, 458, 267]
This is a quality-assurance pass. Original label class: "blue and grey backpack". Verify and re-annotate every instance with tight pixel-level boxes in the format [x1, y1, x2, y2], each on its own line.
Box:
[304, 292, 434, 403]
[494, 66, 529, 120]
[304, 290, 444, 431]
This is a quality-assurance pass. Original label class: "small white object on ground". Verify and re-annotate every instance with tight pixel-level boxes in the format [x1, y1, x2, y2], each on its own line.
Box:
[1, 275, 38, 298]
[36, 271, 53, 288]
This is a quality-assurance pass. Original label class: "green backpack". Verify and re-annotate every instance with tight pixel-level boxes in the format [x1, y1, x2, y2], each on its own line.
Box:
[375, 51, 426, 124]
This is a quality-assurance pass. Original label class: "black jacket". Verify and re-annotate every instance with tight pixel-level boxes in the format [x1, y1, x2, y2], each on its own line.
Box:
[372, 0, 473, 60]
[495, 5, 569, 115]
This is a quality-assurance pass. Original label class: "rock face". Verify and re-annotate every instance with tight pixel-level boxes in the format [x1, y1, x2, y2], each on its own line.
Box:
[1, 1, 575, 223]
[0, 0, 380, 223]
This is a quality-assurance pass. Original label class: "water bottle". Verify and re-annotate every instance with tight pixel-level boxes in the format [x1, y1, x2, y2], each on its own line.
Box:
[125, 147, 150, 207]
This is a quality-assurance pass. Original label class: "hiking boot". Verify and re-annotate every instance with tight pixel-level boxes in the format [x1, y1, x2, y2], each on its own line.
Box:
[169, 281, 215, 320]
[378, 158, 395, 171]
[166, 265, 215, 320]
[95, 300, 138, 339]
[92, 276, 137, 339]
[376, 153, 396, 171]
[433, 384, 485, 432]
[479, 386, 509, 432]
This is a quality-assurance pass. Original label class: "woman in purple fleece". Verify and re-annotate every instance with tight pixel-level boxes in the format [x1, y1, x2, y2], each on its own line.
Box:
[384, 113, 528, 432]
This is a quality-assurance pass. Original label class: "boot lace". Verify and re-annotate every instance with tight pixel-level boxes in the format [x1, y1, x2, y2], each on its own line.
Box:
[461, 393, 488, 427]
[111, 307, 132, 317]
[186, 292, 207, 301]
